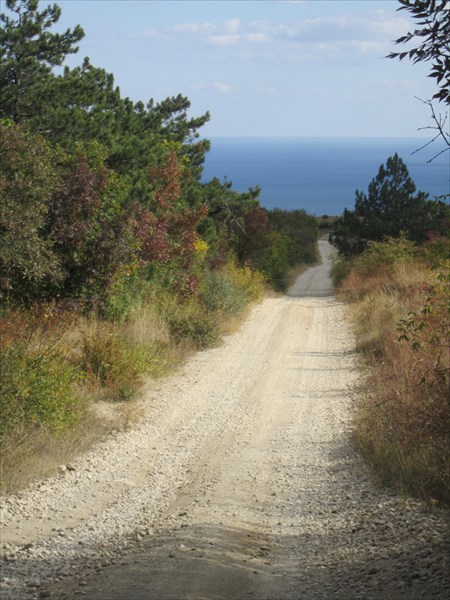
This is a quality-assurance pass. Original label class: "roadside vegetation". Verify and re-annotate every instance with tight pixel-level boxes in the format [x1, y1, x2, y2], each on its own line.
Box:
[0, 1, 318, 493]
[330, 0, 450, 505]
[331, 158, 449, 504]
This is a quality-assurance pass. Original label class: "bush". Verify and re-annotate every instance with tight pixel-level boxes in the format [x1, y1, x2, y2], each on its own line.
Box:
[103, 264, 151, 323]
[200, 268, 247, 315]
[421, 233, 450, 268]
[330, 253, 352, 288]
[254, 232, 292, 291]
[222, 262, 265, 302]
[355, 281, 450, 503]
[79, 325, 165, 400]
[337, 237, 425, 303]
[352, 236, 418, 277]
[351, 293, 403, 355]
[164, 298, 220, 349]
[0, 338, 84, 449]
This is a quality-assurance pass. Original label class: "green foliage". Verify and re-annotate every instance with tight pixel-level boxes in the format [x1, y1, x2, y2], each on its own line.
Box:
[0, 0, 322, 481]
[268, 209, 319, 265]
[331, 153, 449, 257]
[256, 232, 293, 291]
[0, 3, 319, 311]
[155, 292, 220, 349]
[0, 344, 83, 442]
[421, 233, 450, 268]
[264, 209, 318, 289]
[200, 269, 247, 316]
[103, 264, 150, 323]
[80, 326, 164, 400]
[0, 120, 62, 302]
[234, 207, 318, 289]
[330, 253, 352, 288]
[0, 314, 85, 447]
[48, 141, 135, 303]
[222, 262, 265, 303]
[352, 235, 418, 276]
[0, 0, 84, 123]
[199, 261, 265, 316]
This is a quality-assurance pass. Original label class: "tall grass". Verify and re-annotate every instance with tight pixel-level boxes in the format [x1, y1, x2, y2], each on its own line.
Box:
[0, 263, 265, 493]
[336, 239, 449, 504]
[0, 309, 86, 445]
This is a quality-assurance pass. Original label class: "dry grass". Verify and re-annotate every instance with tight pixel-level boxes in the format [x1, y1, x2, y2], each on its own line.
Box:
[1, 265, 267, 494]
[339, 244, 449, 505]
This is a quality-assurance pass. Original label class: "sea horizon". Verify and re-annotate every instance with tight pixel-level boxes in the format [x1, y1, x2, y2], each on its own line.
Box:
[201, 136, 450, 216]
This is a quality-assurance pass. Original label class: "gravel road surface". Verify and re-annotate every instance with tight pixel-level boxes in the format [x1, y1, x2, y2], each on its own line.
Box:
[1, 241, 448, 600]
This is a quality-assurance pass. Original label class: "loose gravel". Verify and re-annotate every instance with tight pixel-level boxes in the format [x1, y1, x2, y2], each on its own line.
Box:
[1, 246, 448, 600]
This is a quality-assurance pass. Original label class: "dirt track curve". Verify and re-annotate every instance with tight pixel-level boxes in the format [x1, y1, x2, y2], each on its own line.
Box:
[1, 240, 448, 600]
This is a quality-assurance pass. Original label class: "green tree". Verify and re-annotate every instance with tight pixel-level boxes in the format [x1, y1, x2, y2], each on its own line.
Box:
[0, 121, 62, 302]
[0, 0, 84, 122]
[331, 153, 449, 257]
[48, 142, 135, 302]
[0, 1, 211, 200]
[268, 209, 318, 265]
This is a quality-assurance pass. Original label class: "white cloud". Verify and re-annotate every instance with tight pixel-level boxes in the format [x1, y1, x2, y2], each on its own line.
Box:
[249, 20, 296, 37]
[246, 32, 269, 43]
[164, 18, 242, 45]
[151, 10, 410, 63]
[248, 11, 409, 44]
[167, 22, 215, 34]
[223, 18, 241, 34]
[209, 34, 241, 46]
[213, 81, 233, 93]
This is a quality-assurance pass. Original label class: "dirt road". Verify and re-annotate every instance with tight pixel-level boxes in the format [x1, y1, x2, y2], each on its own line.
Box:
[1, 241, 448, 600]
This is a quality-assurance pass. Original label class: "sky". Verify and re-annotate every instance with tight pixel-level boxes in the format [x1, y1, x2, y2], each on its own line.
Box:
[47, 0, 448, 138]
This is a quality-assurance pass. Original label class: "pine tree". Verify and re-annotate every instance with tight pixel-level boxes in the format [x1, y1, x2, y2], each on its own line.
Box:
[331, 154, 449, 256]
[0, 0, 84, 122]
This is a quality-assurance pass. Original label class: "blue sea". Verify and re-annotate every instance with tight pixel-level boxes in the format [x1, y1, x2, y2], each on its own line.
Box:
[201, 137, 450, 216]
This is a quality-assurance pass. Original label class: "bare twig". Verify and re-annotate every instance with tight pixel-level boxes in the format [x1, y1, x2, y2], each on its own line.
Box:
[413, 97, 449, 163]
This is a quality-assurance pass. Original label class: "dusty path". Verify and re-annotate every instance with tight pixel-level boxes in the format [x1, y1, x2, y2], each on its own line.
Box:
[1, 241, 448, 600]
